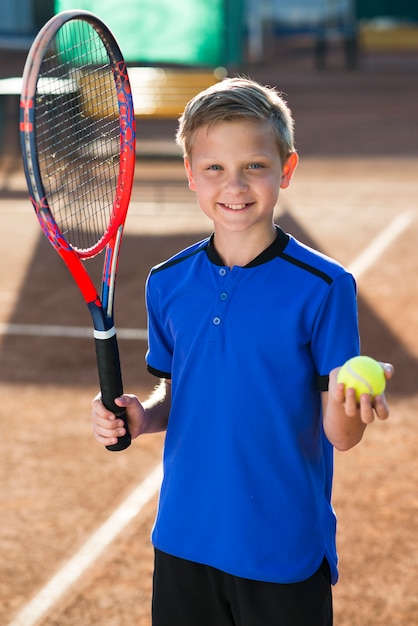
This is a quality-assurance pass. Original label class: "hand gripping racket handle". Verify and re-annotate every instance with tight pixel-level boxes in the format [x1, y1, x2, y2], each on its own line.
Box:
[95, 333, 131, 451]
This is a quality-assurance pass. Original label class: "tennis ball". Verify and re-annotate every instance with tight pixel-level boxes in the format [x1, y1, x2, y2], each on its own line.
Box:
[337, 356, 386, 402]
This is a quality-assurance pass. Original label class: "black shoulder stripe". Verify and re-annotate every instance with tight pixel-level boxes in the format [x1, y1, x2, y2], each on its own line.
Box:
[280, 253, 334, 285]
[317, 375, 329, 392]
[150, 244, 208, 275]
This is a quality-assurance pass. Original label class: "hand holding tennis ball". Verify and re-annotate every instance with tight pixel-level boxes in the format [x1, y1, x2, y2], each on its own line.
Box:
[337, 356, 386, 402]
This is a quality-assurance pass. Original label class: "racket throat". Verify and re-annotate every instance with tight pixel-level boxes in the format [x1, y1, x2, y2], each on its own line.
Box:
[87, 300, 115, 336]
[102, 225, 123, 320]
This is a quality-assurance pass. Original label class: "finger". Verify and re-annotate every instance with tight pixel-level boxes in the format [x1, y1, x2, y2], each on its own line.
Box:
[94, 431, 120, 446]
[334, 381, 346, 403]
[114, 393, 137, 407]
[92, 400, 115, 415]
[91, 400, 117, 420]
[93, 414, 122, 429]
[359, 394, 375, 424]
[343, 387, 360, 417]
[372, 394, 390, 421]
[380, 362, 394, 380]
[93, 421, 126, 441]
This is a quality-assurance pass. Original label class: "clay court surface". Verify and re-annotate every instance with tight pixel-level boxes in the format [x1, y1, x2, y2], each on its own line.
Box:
[1, 46, 418, 625]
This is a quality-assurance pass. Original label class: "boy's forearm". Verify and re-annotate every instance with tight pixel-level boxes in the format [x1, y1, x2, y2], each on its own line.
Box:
[322, 392, 367, 451]
[140, 379, 171, 434]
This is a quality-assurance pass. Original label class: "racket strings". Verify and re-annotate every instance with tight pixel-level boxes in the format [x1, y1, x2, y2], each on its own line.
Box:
[34, 19, 120, 252]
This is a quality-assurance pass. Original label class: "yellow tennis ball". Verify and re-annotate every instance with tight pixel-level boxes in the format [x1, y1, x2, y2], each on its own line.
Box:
[337, 356, 386, 402]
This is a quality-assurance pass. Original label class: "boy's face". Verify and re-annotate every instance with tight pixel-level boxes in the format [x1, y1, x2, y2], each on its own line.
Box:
[184, 119, 297, 237]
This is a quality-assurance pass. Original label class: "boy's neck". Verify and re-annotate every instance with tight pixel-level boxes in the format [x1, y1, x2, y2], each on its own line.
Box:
[213, 224, 277, 268]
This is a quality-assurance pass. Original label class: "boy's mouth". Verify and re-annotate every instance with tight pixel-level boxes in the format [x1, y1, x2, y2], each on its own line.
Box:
[222, 203, 248, 211]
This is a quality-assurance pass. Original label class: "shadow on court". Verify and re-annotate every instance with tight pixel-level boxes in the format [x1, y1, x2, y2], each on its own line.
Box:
[0, 210, 416, 397]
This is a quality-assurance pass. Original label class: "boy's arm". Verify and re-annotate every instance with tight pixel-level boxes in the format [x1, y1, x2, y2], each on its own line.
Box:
[140, 378, 172, 435]
[322, 364, 394, 451]
[91, 379, 171, 447]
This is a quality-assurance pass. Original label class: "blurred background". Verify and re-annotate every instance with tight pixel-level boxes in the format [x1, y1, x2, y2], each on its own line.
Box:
[1, 0, 418, 73]
[1, 0, 418, 161]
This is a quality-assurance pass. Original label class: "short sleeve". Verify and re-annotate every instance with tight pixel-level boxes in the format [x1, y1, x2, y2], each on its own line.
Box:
[312, 272, 360, 381]
[145, 273, 173, 379]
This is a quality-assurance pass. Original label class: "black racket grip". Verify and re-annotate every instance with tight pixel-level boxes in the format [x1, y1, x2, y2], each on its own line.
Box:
[94, 334, 131, 451]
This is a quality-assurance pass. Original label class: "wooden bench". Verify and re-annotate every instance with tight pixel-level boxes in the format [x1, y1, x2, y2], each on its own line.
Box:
[73, 66, 226, 119]
[129, 66, 226, 118]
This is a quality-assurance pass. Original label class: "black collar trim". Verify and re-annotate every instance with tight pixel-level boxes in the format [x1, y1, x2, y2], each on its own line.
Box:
[206, 226, 290, 268]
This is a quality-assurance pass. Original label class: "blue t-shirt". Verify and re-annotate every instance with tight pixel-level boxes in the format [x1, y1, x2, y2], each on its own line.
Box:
[145, 227, 359, 585]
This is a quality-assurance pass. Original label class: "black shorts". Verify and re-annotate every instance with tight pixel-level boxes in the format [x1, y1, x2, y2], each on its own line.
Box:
[152, 549, 333, 626]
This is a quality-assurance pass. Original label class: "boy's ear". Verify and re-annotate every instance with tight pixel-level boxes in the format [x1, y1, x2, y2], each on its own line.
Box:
[184, 157, 196, 191]
[280, 152, 299, 189]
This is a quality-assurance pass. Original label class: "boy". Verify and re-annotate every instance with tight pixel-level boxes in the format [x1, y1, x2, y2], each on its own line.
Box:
[91, 77, 393, 625]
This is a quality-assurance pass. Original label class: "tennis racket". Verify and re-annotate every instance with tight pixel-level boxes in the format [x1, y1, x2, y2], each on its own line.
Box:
[19, 10, 136, 451]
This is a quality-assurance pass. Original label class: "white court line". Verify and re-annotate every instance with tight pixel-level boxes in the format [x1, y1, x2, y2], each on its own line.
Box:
[5, 209, 415, 626]
[0, 323, 147, 340]
[7, 463, 163, 626]
[347, 211, 415, 278]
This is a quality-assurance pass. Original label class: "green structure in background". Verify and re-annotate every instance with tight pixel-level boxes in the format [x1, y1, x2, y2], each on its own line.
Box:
[355, 0, 418, 21]
[55, 0, 243, 67]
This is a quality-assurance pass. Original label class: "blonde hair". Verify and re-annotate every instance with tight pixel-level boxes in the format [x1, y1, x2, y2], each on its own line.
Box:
[176, 77, 296, 163]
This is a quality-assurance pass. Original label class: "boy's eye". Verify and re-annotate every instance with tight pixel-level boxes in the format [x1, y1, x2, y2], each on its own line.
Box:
[248, 163, 264, 170]
[208, 164, 222, 171]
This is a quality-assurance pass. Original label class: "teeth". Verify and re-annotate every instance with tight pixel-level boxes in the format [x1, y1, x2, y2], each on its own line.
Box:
[224, 203, 246, 210]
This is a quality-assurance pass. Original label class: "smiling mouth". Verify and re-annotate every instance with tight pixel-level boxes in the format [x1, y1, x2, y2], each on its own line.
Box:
[222, 202, 249, 210]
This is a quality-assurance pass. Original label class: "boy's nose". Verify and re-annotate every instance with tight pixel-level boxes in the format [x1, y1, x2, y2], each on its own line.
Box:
[224, 172, 248, 192]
